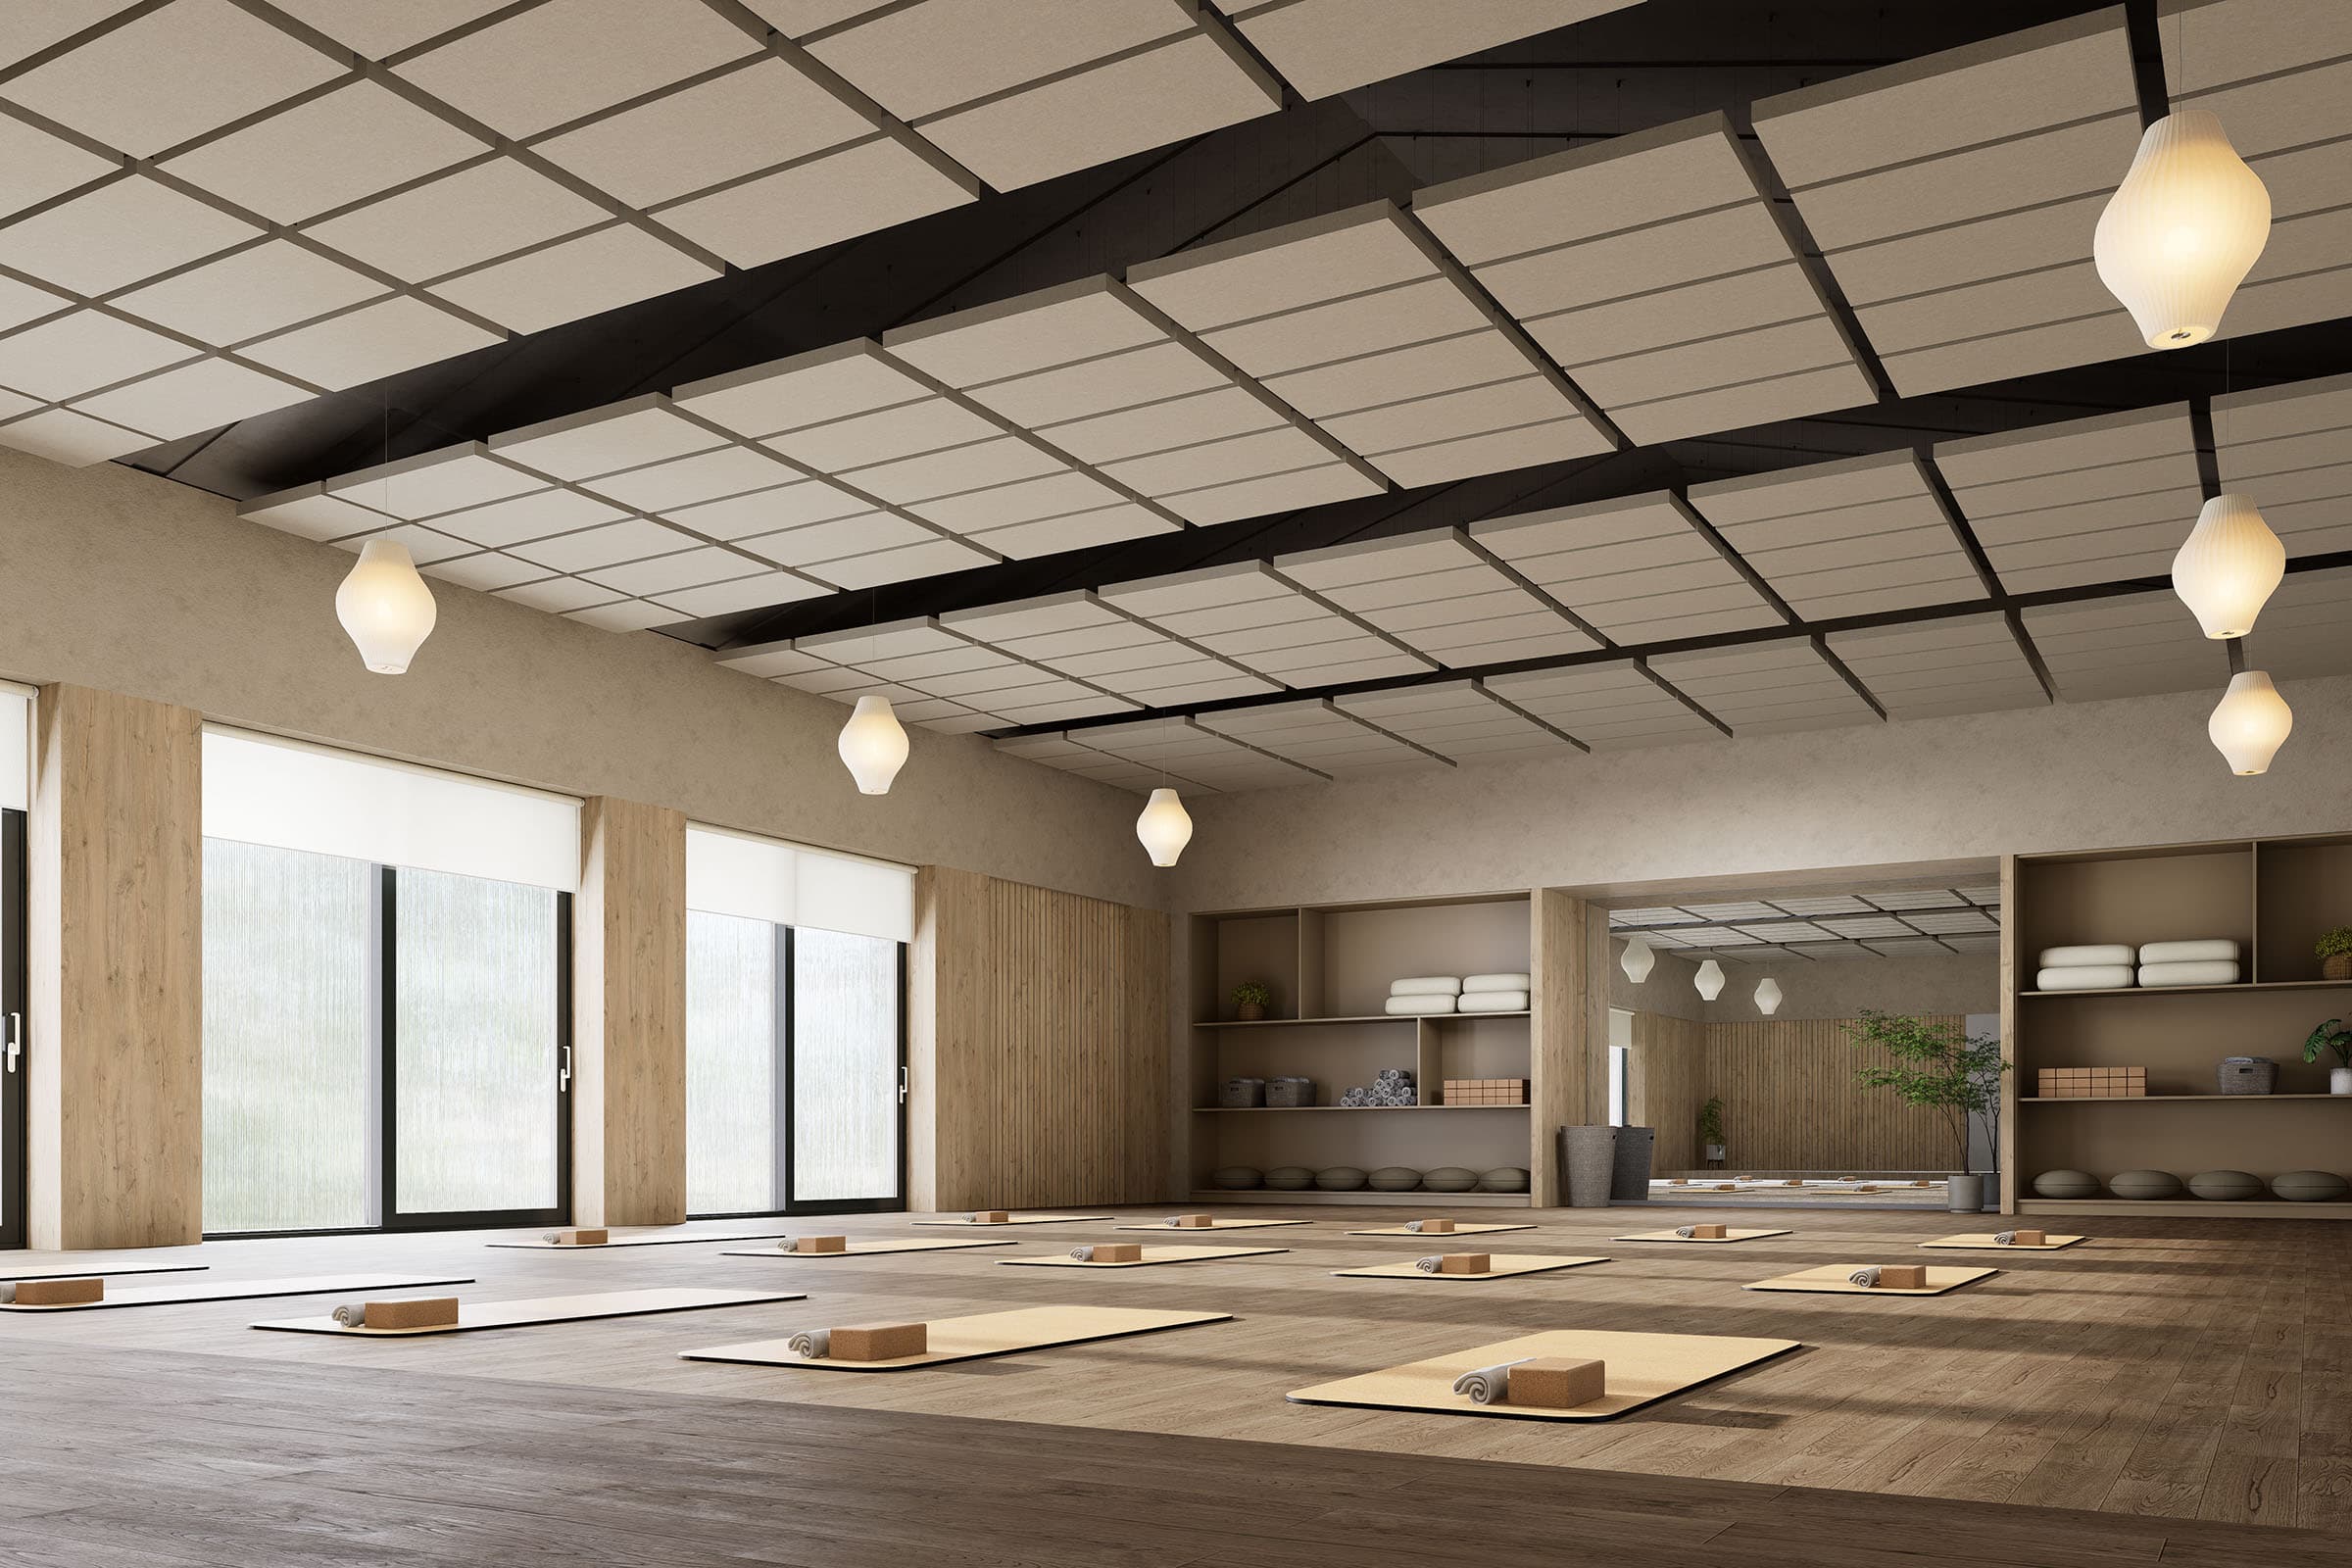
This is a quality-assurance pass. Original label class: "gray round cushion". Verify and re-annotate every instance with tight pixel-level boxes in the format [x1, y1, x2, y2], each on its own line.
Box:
[2188, 1169, 2264, 1200]
[1262, 1165, 1314, 1192]
[1210, 1165, 1262, 1191]
[1477, 1166, 1530, 1193]
[2108, 1169, 2183, 1200]
[1367, 1165, 1421, 1192]
[1422, 1165, 1479, 1193]
[2271, 1169, 2350, 1201]
[1314, 1165, 1368, 1192]
[2031, 1169, 2100, 1200]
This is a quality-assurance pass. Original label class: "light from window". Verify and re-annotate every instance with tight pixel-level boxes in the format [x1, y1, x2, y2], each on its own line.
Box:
[792, 928, 899, 1201]
[686, 909, 776, 1214]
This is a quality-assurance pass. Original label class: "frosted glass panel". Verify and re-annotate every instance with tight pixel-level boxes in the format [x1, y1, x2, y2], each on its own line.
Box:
[395, 868, 561, 1215]
[202, 840, 373, 1234]
[791, 928, 900, 1202]
[687, 910, 777, 1215]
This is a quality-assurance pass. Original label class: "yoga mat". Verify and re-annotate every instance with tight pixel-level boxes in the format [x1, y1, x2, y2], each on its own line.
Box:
[1331, 1253, 1606, 1280]
[999, 1245, 1286, 1268]
[0, 1274, 471, 1313]
[1919, 1234, 2085, 1250]
[1343, 1222, 1535, 1237]
[1745, 1264, 1995, 1297]
[718, 1239, 1016, 1258]
[681, 1304, 1230, 1372]
[255, 1287, 801, 1336]
[488, 1228, 796, 1250]
[0, 1259, 206, 1282]
[1111, 1217, 1307, 1231]
[1287, 1329, 1798, 1422]
[909, 1214, 1114, 1227]
[1613, 1228, 1792, 1244]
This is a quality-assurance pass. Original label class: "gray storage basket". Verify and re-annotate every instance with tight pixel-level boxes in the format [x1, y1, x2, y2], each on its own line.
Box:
[1265, 1076, 1314, 1108]
[2217, 1056, 2276, 1095]
[1219, 1077, 1266, 1108]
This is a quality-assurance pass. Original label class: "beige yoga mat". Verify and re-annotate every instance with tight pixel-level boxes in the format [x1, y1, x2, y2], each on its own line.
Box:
[254, 1287, 801, 1336]
[999, 1245, 1286, 1268]
[1342, 1222, 1536, 1237]
[1745, 1264, 1995, 1297]
[0, 1273, 471, 1313]
[1918, 1234, 2084, 1250]
[718, 1239, 1016, 1258]
[1613, 1228, 1792, 1244]
[680, 1304, 1230, 1372]
[487, 1228, 795, 1249]
[1111, 1217, 1308, 1231]
[909, 1214, 1115, 1227]
[0, 1258, 207, 1282]
[1332, 1253, 1607, 1280]
[1288, 1328, 1798, 1422]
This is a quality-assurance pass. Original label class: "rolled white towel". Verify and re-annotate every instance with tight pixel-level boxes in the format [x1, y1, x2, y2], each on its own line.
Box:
[1457, 990, 1530, 1013]
[1847, 1266, 1881, 1288]
[787, 1329, 830, 1359]
[1385, 995, 1456, 1015]
[1461, 972, 1531, 994]
[2138, 959, 2239, 988]
[1403, 1219, 1430, 1233]
[1413, 1255, 1445, 1273]
[1674, 1225, 1696, 1239]
[2035, 964, 2133, 991]
[331, 1303, 366, 1326]
[1451, 1357, 1534, 1404]
[1390, 976, 1462, 997]
[1070, 1245, 1097, 1260]
[2138, 939, 2238, 965]
[540, 1231, 564, 1244]
[2038, 944, 2133, 968]
[1993, 1231, 2017, 1246]
[0, 1284, 16, 1303]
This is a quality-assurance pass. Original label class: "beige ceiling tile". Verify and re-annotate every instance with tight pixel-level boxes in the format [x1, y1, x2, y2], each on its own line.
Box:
[0, 406, 157, 466]
[0, 175, 261, 295]
[808, 0, 1195, 121]
[0, 114, 116, 221]
[302, 159, 606, 282]
[428, 224, 719, 334]
[113, 240, 386, 345]
[71, 356, 312, 437]
[0, 310, 197, 402]
[159, 80, 490, 225]
[652, 136, 974, 269]
[237, 296, 503, 388]
[267, 0, 518, 59]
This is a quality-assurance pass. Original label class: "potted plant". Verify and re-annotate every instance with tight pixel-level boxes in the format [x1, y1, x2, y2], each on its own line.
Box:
[2318, 927, 2352, 982]
[2304, 1017, 2352, 1095]
[1697, 1097, 1726, 1167]
[1846, 1010, 2009, 1211]
[1231, 980, 1272, 1023]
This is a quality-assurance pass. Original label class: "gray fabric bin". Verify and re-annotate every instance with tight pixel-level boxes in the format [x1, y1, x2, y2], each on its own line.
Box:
[1557, 1125, 1618, 1208]
[1609, 1125, 1655, 1200]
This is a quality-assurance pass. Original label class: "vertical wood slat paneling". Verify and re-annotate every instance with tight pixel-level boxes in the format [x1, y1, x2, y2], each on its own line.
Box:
[1629, 1011, 1704, 1169]
[571, 797, 686, 1228]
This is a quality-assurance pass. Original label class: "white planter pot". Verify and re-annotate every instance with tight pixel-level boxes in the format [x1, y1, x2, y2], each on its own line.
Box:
[2332, 1067, 2352, 1096]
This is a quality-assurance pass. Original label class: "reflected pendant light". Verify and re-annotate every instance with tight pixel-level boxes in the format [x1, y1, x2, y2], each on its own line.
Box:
[1136, 787, 1193, 867]
[335, 538, 437, 674]
[2172, 493, 2283, 638]
[837, 694, 909, 795]
[2208, 670, 2291, 775]
[2093, 109, 2270, 348]
[1620, 932, 1655, 983]
[1754, 976, 1783, 1016]
[1693, 958, 1725, 1002]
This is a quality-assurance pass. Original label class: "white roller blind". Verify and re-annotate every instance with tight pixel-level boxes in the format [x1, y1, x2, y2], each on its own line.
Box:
[0, 683, 28, 812]
[687, 823, 912, 944]
[203, 727, 581, 892]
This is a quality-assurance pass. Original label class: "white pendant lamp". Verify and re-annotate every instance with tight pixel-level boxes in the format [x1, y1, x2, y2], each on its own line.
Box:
[836, 694, 909, 795]
[1620, 932, 1655, 983]
[1754, 976, 1783, 1016]
[2208, 670, 2291, 775]
[335, 539, 437, 674]
[2094, 109, 2270, 348]
[2172, 493, 2283, 638]
[1693, 958, 1725, 1002]
[1136, 787, 1193, 867]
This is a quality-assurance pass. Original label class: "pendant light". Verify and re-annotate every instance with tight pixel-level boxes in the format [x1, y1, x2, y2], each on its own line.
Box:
[2093, 109, 2270, 348]
[1136, 787, 1192, 867]
[2208, 670, 2291, 775]
[1692, 958, 1725, 1002]
[336, 539, 436, 673]
[1754, 976, 1783, 1016]
[1620, 932, 1655, 983]
[2172, 493, 2282, 638]
[837, 694, 908, 795]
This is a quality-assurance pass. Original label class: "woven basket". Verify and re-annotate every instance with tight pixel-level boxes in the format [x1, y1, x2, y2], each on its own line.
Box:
[1265, 1077, 1314, 1108]
[1219, 1077, 1266, 1108]
[2217, 1057, 2276, 1095]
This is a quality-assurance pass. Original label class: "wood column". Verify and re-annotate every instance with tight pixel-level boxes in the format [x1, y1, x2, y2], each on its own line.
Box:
[571, 796, 685, 1227]
[1529, 889, 1604, 1206]
[26, 683, 203, 1250]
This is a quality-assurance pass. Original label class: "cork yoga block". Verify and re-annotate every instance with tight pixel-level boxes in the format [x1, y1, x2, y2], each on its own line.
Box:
[1173, 1213, 1213, 1228]
[1691, 1224, 1728, 1240]
[1420, 1218, 1455, 1233]
[550, 1229, 609, 1246]
[1095, 1244, 1143, 1262]
[973, 1211, 1009, 1225]
[1876, 1265, 1928, 1290]
[1439, 1253, 1492, 1275]
[364, 1297, 460, 1330]
[1508, 1356, 1605, 1409]
[796, 1236, 848, 1253]
[830, 1322, 929, 1361]
[15, 1277, 103, 1305]
[2013, 1230, 2046, 1247]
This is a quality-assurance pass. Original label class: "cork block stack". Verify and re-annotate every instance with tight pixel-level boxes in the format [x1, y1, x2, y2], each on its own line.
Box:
[2036, 1065, 2146, 1098]
[1443, 1078, 1530, 1105]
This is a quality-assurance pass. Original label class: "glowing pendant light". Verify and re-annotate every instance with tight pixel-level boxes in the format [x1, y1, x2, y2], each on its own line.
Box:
[837, 694, 908, 795]
[335, 538, 437, 673]
[2208, 670, 2290, 775]
[2094, 110, 2270, 348]
[1620, 932, 1655, 983]
[1693, 958, 1725, 1002]
[1754, 976, 1783, 1016]
[1136, 787, 1192, 867]
[2172, 493, 2283, 638]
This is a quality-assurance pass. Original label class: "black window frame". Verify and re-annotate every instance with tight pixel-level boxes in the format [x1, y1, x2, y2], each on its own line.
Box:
[0, 808, 25, 1251]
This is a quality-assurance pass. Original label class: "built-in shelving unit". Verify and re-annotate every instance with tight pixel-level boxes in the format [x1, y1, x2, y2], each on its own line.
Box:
[2002, 832, 2352, 1218]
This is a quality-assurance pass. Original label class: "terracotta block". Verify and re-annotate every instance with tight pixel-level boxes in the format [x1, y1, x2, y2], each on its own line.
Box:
[972, 1210, 1009, 1224]
[796, 1236, 848, 1253]
[550, 1228, 608, 1246]
[1173, 1213, 1213, 1228]
[1691, 1223, 1729, 1239]
[15, 1277, 102, 1305]
[364, 1297, 459, 1329]
[1507, 1356, 1605, 1408]
[1877, 1264, 1929, 1289]
[2013, 1230, 2046, 1247]
[830, 1321, 928, 1360]
[1094, 1243, 1143, 1262]
[1438, 1252, 1491, 1274]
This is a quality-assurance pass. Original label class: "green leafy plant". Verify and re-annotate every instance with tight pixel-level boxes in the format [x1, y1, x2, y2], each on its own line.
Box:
[1697, 1096, 1725, 1150]
[1846, 1010, 2009, 1174]
[2316, 928, 2352, 960]
[1230, 980, 1272, 1008]
[2304, 1017, 2352, 1068]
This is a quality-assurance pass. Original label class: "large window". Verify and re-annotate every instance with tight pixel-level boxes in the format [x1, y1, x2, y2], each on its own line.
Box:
[792, 928, 902, 1203]
[686, 911, 780, 1215]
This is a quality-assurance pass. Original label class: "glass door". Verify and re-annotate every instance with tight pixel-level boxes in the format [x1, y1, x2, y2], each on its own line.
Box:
[787, 928, 905, 1213]
[0, 809, 24, 1250]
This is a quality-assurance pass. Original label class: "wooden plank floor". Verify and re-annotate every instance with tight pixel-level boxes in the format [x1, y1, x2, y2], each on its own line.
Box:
[2, 1202, 2345, 1565]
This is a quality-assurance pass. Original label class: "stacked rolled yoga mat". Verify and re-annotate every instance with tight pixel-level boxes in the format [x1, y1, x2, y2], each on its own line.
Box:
[1382, 973, 1532, 1015]
[2035, 940, 2239, 991]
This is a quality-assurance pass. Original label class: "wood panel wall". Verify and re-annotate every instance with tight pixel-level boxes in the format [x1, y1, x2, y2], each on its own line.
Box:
[1628, 1010, 1704, 1169]
[26, 683, 203, 1249]
[571, 796, 686, 1227]
[909, 866, 1168, 1211]
[1527, 890, 1590, 1205]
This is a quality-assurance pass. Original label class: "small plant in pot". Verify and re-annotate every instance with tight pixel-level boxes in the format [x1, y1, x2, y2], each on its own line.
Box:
[1231, 980, 1273, 1023]
[1698, 1096, 1726, 1167]
[2318, 927, 2352, 983]
[2304, 1017, 2352, 1096]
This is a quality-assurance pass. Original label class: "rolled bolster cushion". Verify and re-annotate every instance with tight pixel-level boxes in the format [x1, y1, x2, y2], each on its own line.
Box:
[1070, 1246, 1097, 1260]
[2037, 944, 2133, 968]
[1992, 1231, 2017, 1246]
[1413, 1255, 1445, 1273]
[2137, 960, 2239, 987]
[2035, 964, 2134, 991]
[331, 1303, 365, 1326]
[2138, 939, 2238, 965]
[787, 1329, 830, 1359]
[1385, 995, 1457, 1015]
[1460, 972, 1531, 994]
[1451, 1357, 1533, 1404]
[1390, 976, 1463, 997]
[1847, 1266, 1881, 1288]
[1456, 990, 1530, 1013]
[1673, 1225, 1696, 1239]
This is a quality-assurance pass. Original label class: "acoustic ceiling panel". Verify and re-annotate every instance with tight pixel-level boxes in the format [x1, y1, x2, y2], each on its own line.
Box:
[1193, 698, 1446, 777]
[2242, 565, 2352, 681]
[941, 590, 1278, 708]
[1481, 661, 1724, 750]
[1333, 679, 1579, 764]
[1936, 405, 2204, 593]
[2019, 591, 2230, 703]
[1689, 451, 1986, 619]
[1128, 202, 1610, 487]
[1753, 10, 2147, 396]
[990, 731, 1176, 790]
[723, 617, 1135, 732]
[1059, 715, 1326, 793]
[1645, 640, 1881, 736]
[1101, 562, 1435, 689]
[1415, 113, 1876, 445]
[1825, 613, 2049, 721]
[2213, 372, 2352, 559]
[1471, 494, 1785, 643]
[1221, 0, 1641, 100]
[1275, 527, 1596, 667]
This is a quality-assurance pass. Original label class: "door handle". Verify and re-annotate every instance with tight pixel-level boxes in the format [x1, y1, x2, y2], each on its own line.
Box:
[898, 1065, 908, 1104]
[3, 1012, 18, 1074]
[558, 1044, 572, 1093]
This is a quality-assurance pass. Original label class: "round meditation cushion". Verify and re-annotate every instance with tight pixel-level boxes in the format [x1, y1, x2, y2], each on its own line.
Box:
[1367, 1166, 1421, 1192]
[1422, 1166, 1479, 1193]
[1314, 1165, 1368, 1192]
[2271, 1170, 2350, 1201]
[2107, 1169, 2183, 1200]
[2187, 1169, 2263, 1200]
[1263, 1166, 1314, 1191]
[1477, 1167, 1530, 1193]
[1211, 1166, 1262, 1191]
[2031, 1169, 2099, 1199]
